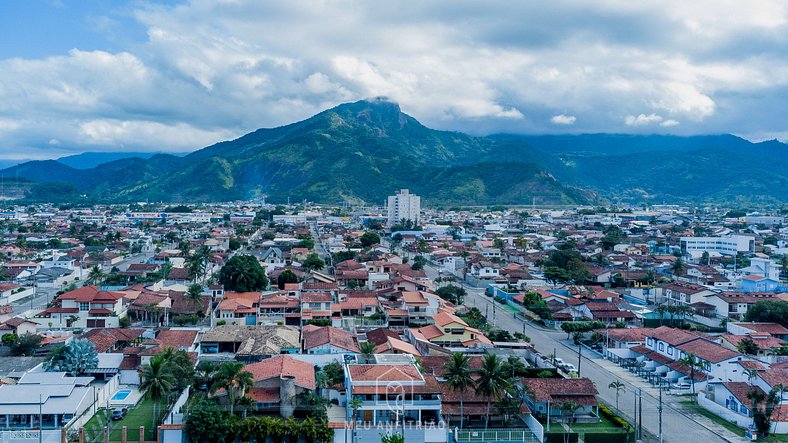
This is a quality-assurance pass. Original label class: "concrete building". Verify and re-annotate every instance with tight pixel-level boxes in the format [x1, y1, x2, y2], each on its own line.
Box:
[387, 189, 420, 228]
[679, 235, 754, 258]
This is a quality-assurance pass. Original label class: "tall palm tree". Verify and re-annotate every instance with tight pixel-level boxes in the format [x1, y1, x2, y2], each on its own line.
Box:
[349, 397, 363, 443]
[475, 354, 510, 429]
[678, 354, 705, 394]
[359, 341, 376, 364]
[140, 356, 175, 434]
[211, 362, 254, 414]
[608, 381, 626, 412]
[443, 353, 475, 430]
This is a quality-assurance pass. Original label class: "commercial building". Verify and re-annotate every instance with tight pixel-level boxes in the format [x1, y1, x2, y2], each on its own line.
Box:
[679, 235, 754, 258]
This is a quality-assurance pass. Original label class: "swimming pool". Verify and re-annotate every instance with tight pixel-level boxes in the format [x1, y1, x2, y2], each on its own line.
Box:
[111, 389, 132, 401]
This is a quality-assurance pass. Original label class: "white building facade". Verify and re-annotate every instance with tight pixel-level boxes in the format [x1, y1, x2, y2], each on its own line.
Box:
[386, 189, 420, 227]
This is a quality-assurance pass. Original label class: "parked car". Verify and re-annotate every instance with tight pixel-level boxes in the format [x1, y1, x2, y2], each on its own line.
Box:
[112, 407, 128, 420]
[562, 363, 577, 373]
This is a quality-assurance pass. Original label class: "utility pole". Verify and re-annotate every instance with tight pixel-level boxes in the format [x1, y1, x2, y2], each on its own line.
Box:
[577, 344, 582, 377]
[638, 388, 643, 441]
[634, 390, 638, 440]
[659, 385, 664, 443]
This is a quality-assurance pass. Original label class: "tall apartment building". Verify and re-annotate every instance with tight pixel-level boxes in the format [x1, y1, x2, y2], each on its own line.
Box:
[386, 189, 420, 227]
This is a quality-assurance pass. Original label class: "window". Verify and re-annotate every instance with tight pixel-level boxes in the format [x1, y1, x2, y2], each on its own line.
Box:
[667, 346, 674, 355]
[79, 302, 90, 311]
[658, 343, 665, 352]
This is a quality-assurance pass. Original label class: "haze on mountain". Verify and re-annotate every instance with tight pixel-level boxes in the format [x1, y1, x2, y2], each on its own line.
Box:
[3, 98, 787, 206]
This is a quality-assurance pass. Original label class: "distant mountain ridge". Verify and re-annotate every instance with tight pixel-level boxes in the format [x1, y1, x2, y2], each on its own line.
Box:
[3, 98, 787, 204]
[57, 151, 173, 169]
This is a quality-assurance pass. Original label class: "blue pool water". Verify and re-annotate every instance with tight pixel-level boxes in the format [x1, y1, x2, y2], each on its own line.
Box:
[111, 389, 132, 401]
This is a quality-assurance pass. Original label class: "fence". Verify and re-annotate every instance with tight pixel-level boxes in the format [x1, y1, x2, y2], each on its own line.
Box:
[163, 387, 190, 425]
[455, 428, 541, 443]
[697, 392, 751, 429]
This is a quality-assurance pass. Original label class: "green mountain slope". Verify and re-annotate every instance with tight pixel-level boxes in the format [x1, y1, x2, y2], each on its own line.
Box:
[5, 99, 787, 205]
[5, 98, 583, 205]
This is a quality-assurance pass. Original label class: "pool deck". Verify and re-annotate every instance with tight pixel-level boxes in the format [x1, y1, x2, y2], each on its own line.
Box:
[109, 385, 144, 408]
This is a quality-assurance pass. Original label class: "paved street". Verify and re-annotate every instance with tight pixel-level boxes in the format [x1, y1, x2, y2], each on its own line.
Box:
[424, 263, 747, 443]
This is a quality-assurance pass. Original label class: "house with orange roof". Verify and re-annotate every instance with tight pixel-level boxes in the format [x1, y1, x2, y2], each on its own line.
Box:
[406, 311, 492, 350]
[33, 285, 127, 329]
[232, 355, 317, 417]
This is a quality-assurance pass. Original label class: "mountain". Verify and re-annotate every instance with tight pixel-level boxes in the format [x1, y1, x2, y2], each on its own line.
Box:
[3, 99, 787, 205]
[498, 134, 788, 203]
[57, 151, 169, 169]
[2, 98, 586, 205]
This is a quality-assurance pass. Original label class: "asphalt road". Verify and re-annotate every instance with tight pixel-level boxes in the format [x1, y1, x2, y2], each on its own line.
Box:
[423, 262, 746, 443]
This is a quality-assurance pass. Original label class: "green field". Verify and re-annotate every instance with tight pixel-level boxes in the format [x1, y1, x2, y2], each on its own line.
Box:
[83, 398, 165, 441]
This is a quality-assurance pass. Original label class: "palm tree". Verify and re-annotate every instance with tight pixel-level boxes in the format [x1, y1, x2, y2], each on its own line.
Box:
[475, 354, 510, 429]
[186, 283, 204, 313]
[211, 362, 254, 414]
[194, 360, 219, 391]
[349, 397, 363, 443]
[359, 341, 376, 364]
[608, 381, 626, 412]
[87, 265, 104, 285]
[678, 354, 705, 394]
[443, 353, 475, 430]
[140, 356, 175, 435]
[671, 258, 686, 276]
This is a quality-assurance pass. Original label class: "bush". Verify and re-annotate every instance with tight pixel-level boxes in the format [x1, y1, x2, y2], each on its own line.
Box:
[118, 316, 131, 328]
[216, 320, 226, 326]
[174, 313, 200, 326]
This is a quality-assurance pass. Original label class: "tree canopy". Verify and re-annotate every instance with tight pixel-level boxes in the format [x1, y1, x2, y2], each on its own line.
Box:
[744, 300, 788, 327]
[218, 255, 268, 292]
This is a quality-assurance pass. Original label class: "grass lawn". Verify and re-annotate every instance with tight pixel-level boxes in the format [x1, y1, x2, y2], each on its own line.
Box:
[569, 414, 629, 434]
[679, 400, 744, 436]
[83, 397, 166, 441]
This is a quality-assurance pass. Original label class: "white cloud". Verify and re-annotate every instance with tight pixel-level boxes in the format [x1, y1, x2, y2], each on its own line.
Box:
[551, 114, 577, 125]
[0, 0, 787, 156]
[625, 113, 664, 126]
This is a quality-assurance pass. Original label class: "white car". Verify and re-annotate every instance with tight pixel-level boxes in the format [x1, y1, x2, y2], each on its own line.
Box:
[562, 363, 577, 373]
[554, 357, 565, 366]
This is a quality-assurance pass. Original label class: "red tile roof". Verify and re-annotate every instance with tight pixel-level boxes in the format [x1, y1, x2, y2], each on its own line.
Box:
[302, 325, 359, 353]
[244, 355, 315, 389]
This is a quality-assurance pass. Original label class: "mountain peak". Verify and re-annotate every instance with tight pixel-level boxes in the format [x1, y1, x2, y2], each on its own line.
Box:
[333, 97, 410, 132]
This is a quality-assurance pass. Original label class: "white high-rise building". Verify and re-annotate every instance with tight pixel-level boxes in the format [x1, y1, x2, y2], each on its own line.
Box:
[387, 189, 420, 227]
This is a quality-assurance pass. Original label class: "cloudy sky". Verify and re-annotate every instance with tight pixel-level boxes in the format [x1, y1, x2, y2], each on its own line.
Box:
[1, 0, 787, 160]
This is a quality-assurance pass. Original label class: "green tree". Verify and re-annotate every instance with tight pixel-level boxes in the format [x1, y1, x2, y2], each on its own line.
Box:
[1, 333, 17, 347]
[44, 338, 98, 375]
[11, 333, 42, 356]
[380, 433, 405, 443]
[86, 265, 104, 285]
[411, 255, 427, 271]
[211, 362, 254, 414]
[218, 255, 268, 292]
[744, 300, 788, 327]
[228, 237, 241, 251]
[359, 341, 376, 363]
[277, 269, 300, 289]
[443, 353, 475, 430]
[187, 283, 204, 313]
[302, 253, 326, 272]
[737, 337, 760, 355]
[140, 354, 175, 432]
[435, 284, 466, 305]
[678, 354, 705, 394]
[671, 257, 686, 276]
[360, 231, 381, 248]
[608, 381, 626, 412]
[475, 354, 510, 429]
